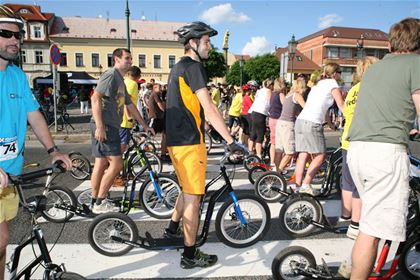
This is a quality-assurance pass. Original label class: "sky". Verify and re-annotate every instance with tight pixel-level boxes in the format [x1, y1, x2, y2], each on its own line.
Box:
[5, 0, 420, 56]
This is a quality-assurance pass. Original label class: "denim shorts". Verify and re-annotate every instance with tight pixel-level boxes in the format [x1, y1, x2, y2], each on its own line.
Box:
[295, 119, 326, 154]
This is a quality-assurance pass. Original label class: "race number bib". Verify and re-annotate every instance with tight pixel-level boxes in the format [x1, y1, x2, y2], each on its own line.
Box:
[0, 136, 19, 162]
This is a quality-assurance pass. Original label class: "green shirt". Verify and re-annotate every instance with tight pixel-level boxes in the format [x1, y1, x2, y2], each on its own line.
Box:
[347, 53, 420, 146]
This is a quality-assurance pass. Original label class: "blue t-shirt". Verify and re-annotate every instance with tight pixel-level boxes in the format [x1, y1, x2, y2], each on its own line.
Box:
[0, 64, 39, 176]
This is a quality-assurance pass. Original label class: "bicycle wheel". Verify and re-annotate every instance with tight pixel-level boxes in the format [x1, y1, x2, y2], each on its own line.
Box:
[54, 272, 87, 279]
[272, 246, 316, 280]
[243, 155, 262, 171]
[77, 189, 92, 205]
[88, 212, 138, 257]
[141, 141, 157, 153]
[398, 233, 420, 279]
[248, 165, 267, 185]
[215, 193, 270, 248]
[69, 153, 91, 180]
[139, 174, 181, 219]
[278, 195, 322, 237]
[254, 171, 288, 203]
[129, 151, 162, 179]
[41, 186, 77, 223]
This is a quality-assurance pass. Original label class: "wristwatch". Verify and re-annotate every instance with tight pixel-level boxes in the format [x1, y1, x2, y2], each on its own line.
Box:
[47, 145, 60, 154]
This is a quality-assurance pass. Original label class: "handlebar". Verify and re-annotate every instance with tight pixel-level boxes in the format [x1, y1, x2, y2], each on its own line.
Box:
[8, 160, 66, 185]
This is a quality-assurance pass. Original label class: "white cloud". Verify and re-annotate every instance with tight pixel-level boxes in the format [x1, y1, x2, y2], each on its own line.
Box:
[241, 36, 273, 57]
[200, 3, 251, 24]
[318, 14, 342, 28]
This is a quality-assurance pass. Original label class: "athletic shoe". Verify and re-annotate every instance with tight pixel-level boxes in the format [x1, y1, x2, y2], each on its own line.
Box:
[92, 199, 120, 214]
[180, 249, 218, 269]
[346, 224, 360, 240]
[337, 260, 351, 279]
[163, 227, 183, 238]
[298, 185, 315, 196]
[338, 216, 351, 222]
[113, 176, 125, 187]
[288, 173, 296, 183]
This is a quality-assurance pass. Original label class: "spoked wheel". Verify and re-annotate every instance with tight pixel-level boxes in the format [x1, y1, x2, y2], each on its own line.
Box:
[254, 171, 288, 203]
[215, 193, 270, 248]
[399, 233, 420, 279]
[77, 189, 92, 206]
[139, 174, 181, 219]
[41, 186, 77, 223]
[88, 212, 138, 257]
[141, 141, 157, 153]
[278, 194, 322, 237]
[243, 154, 262, 171]
[129, 151, 162, 180]
[44, 264, 87, 280]
[272, 246, 317, 280]
[69, 153, 91, 180]
[248, 166, 267, 184]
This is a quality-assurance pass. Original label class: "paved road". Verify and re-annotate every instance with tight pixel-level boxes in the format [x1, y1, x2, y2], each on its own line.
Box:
[6, 129, 415, 279]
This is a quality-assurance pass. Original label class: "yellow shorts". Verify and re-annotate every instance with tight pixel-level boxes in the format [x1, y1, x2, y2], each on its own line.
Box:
[168, 144, 207, 195]
[0, 186, 19, 223]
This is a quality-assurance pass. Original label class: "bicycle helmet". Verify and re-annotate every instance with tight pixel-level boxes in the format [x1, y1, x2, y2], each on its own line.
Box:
[175, 21, 218, 45]
[0, 5, 24, 30]
[247, 80, 259, 87]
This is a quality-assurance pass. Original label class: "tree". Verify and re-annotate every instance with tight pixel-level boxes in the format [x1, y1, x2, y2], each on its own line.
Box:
[243, 54, 280, 85]
[226, 60, 249, 86]
[203, 48, 227, 81]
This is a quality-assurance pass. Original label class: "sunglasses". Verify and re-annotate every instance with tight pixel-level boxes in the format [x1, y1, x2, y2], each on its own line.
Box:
[0, 29, 24, 40]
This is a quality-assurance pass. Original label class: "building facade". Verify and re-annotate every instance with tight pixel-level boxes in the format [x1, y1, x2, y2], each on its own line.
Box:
[296, 26, 389, 85]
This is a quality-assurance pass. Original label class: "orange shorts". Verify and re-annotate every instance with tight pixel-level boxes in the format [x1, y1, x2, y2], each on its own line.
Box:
[168, 144, 207, 195]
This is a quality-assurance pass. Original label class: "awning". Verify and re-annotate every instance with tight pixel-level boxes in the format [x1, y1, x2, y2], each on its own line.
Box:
[35, 71, 98, 85]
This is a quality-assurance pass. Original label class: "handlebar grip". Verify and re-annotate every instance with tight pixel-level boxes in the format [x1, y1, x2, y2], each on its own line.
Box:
[52, 160, 66, 173]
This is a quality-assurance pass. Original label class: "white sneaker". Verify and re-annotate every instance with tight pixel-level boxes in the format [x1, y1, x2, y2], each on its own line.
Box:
[346, 224, 360, 240]
[337, 260, 351, 279]
[298, 185, 315, 196]
[92, 199, 120, 214]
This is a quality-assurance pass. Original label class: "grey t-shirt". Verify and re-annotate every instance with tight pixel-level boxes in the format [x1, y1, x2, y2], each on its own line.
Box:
[92, 68, 132, 128]
[347, 53, 420, 146]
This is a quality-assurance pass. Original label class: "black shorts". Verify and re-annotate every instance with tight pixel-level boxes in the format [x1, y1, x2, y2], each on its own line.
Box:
[228, 115, 241, 129]
[240, 114, 251, 135]
[150, 118, 165, 133]
[250, 112, 267, 143]
[90, 122, 121, 157]
[341, 150, 359, 198]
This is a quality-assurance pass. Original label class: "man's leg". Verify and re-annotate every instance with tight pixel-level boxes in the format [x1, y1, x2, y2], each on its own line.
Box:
[0, 221, 9, 280]
[182, 193, 201, 246]
[90, 157, 108, 199]
[351, 232, 379, 280]
[97, 156, 123, 198]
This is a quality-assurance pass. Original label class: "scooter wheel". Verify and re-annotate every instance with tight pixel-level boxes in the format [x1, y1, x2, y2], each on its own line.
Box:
[272, 246, 316, 280]
[88, 212, 138, 257]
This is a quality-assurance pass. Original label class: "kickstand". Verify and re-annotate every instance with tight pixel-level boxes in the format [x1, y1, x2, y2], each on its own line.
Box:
[320, 258, 334, 277]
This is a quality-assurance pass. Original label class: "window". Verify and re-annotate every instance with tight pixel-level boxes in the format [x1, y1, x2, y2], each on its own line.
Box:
[75, 53, 84, 67]
[60, 53, 67, 66]
[154, 55, 161, 68]
[35, 50, 43, 64]
[107, 53, 113, 67]
[339, 48, 351, 58]
[327, 47, 338, 58]
[92, 53, 99, 67]
[309, 49, 313, 60]
[33, 26, 41, 38]
[365, 48, 376, 57]
[138, 54, 146, 68]
[168, 55, 176, 68]
[21, 50, 26, 63]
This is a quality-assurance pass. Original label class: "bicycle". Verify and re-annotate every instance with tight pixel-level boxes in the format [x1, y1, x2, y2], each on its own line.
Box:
[271, 167, 420, 280]
[87, 145, 271, 256]
[5, 161, 86, 280]
[41, 136, 177, 223]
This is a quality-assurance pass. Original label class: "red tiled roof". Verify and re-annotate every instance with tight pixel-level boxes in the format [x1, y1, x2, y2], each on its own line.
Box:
[274, 47, 320, 71]
[5, 3, 50, 22]
[298, 26, 388, 43]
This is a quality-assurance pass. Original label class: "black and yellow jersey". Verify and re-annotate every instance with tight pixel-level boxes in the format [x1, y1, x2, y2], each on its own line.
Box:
[166, 56, 207, 147]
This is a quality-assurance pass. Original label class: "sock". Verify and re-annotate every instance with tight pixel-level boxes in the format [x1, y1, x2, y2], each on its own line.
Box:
[96, 197, 104, 206]
[167, 220, 180, 233]
[183, 245, 196, 259]
[340, 215, 351, 221]
[350, 221, 359, 228]
[91, 198, 97, 206]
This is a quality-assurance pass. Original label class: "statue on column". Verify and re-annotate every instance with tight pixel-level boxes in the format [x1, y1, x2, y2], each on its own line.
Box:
[223, 30, 229, 50]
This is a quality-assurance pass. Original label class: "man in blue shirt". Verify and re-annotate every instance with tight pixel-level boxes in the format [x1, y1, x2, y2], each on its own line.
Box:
[0, 6, 72, 279]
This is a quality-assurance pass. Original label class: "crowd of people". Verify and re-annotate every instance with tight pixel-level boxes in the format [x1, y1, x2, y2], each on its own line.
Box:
[0, 4, 419, 278]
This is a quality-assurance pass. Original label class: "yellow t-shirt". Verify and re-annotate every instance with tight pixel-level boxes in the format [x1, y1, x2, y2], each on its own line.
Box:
[211, 88, 220, 106]
[121, 78, 139, 129]
[228, 92, 242, 117]
[341, 83, 360, 150]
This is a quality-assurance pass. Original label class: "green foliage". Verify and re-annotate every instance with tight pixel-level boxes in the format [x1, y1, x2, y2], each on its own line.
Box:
[243, 54, 280, 85]
[203, 48, 227, 81]
[226, 60, 249, 86]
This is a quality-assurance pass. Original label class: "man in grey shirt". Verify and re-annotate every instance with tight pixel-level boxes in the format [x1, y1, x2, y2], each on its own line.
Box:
[346, 18, 420, 279]
[90, 48, 154, 214]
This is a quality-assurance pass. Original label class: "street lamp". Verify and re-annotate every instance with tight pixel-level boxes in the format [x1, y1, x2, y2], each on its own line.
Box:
[288, 34, 298, 84]
[239, 55, 244, 86]
[125, 0, 131, 51]
[357, 34, 364, 59]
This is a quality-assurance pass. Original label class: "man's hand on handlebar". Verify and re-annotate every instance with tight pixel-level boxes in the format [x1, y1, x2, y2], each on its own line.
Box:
[228, 140, 248, 156]
[50, 152, 72, 171]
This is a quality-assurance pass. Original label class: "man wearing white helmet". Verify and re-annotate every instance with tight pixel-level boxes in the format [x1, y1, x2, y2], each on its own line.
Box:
[0, 5, 72, 279]
[164, 21, 245, 269]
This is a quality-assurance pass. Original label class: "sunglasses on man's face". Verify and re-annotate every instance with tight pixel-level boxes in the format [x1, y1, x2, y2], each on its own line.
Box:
[0, 29, 24, 40]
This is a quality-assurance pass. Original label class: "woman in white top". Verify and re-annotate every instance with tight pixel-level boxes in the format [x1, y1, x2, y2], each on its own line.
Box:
[294, 63, 344, 194]
[248, 79, 273, 157]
